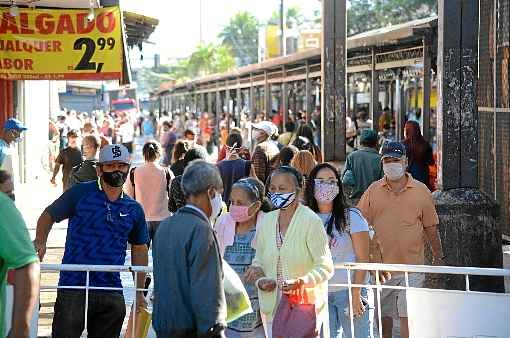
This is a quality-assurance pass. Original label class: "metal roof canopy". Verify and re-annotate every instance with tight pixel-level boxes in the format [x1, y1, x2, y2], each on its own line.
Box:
[123, 11, 159, 49]
[168, 16, 438, 92]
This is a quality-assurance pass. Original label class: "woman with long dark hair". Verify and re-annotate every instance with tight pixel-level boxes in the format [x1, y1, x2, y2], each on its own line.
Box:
[293, 123, 323, 163]
[304, 163, 375, 338]
[403, 120, 434, 190]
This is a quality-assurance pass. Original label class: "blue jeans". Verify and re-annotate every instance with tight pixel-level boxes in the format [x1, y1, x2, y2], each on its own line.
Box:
[328, 288, 376, 338]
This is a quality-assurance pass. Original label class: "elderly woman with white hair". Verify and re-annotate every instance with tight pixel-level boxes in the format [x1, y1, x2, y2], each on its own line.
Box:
[152, 159, 227, 338]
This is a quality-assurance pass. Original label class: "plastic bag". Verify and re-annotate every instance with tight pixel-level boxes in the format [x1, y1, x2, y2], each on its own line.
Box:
[125, 305, 152, 338]
[223, 259, 253, 323]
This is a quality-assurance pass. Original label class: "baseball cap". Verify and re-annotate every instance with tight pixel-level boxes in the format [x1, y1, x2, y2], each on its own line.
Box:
[99, 144, 131, 164]
[4, 118, 27, 131]
[360, 129, 377, 143]
[252, 121, 278, 137]
[380, 141, 406, 159]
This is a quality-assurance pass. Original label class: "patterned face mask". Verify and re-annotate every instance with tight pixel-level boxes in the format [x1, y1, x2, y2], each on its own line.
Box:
[268, 191, 296, 210]
[314, 182, 339, 202]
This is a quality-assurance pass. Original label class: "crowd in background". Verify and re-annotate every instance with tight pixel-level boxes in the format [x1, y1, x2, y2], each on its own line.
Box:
[1, 103, 442, 338]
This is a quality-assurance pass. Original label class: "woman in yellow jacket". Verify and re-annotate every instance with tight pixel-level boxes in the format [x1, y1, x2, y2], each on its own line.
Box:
[245, 166, 334, 337]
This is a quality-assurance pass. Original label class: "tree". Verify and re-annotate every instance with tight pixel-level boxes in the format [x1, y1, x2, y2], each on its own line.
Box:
[347, 0, 437, 36]
[269, 5, 305, 28]
[219, 12, 260, 67]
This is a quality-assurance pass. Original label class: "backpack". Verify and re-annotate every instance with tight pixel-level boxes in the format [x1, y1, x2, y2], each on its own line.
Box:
[129, 167, 171, 199]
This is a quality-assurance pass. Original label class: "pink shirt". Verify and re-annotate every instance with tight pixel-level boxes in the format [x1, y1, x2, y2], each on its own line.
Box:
[214, 212, 265, 256]
[125, 162, 173, 221]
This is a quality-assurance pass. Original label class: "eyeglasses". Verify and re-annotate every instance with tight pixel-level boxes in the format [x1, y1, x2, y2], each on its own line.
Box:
[314, 178, 338, 186]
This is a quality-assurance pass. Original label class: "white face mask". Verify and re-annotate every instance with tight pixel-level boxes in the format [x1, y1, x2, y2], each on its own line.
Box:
[383, 162, 405, 181]
[209, 191, 223, 224]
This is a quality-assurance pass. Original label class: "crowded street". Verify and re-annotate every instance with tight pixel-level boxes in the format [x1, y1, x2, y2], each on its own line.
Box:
[1, 1, 510, 338]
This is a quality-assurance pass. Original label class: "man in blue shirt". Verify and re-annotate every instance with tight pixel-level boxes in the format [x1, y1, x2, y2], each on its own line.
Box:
[0, 118, 27, 169]
[34, 144, 149, 338]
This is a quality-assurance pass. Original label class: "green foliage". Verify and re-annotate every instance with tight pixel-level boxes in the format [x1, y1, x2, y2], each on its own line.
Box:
[134, 67, 174, 95]
[219, 11, 260, 66]
[347, 0, 437, 36]
[269, 5, 305, 28]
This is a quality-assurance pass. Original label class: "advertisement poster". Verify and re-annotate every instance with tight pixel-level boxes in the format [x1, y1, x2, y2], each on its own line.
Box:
[0, 6, 123, 80]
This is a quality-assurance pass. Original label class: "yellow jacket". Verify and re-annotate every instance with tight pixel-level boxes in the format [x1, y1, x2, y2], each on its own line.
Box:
[252, 204, 334, 320]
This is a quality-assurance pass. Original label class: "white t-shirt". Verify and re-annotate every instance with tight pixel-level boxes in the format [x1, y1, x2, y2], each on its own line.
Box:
[317, 208, 370, 288]
[119, 121, 134, 143]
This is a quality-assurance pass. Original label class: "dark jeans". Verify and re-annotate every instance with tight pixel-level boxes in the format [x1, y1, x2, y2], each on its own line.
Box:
[52, 289, 126, 338]
[147, 221, 161, 249]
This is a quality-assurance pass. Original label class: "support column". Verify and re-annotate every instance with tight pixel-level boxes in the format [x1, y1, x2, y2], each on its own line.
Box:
[264, 70, 271, 120]
[225, 82, 231, 132]
[395, 72, 405, 141]
[422, 36, 432, 141]
[282, 66, 288, 131]
[321, 0, 347, 161]
[370, 48, 380, 131]
[236, 79, 242, 127]
[207, 91, 213, 114]
[305, 60, 312, 123]
[216, 88, 222, 130]
[432, 0, 502, 292]
[249, 73, 255, 117]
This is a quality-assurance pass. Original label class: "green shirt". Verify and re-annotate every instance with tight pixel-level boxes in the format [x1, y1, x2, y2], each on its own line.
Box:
[0, 192, 39, 338]
[342, 147, 384, 199]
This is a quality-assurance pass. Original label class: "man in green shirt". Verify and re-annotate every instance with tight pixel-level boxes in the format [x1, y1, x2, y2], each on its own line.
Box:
[341, 129, 384, 205]
[0, 170, 40, 338]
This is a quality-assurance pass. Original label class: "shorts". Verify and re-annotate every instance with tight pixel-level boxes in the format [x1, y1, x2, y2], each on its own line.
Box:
[379, 273, 425, 318]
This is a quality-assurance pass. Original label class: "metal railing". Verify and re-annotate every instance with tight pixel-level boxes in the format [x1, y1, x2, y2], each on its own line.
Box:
[40, 264, 152, 338]
[333, 263, 510, 338]
[35, 263, 510, 338]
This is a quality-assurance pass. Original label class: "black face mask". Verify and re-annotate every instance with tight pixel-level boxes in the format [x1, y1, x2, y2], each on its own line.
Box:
[102, 170, 128, 187]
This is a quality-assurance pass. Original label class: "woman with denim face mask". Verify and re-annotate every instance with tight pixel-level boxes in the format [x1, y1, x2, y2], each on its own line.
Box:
[304, 163, 376, 338]
[244, 166, 334, 338]
[214, 178, 271, 337]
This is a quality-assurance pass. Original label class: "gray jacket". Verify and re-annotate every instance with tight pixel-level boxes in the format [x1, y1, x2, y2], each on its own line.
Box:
[152, 206, 227, 337]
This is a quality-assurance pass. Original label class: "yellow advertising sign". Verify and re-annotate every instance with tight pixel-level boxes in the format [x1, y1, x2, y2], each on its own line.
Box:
[0, 6, 123, 80]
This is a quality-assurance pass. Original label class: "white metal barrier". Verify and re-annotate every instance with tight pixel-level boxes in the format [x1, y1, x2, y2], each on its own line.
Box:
[7, 263, 510, 338]
[39, 264, 152, 338]
[334, 263, 510, 338]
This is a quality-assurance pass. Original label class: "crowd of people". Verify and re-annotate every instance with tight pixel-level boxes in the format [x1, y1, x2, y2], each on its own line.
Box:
[0, 111, 444, 338]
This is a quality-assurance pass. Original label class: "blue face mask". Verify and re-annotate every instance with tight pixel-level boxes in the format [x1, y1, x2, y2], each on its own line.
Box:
[268, 191, 296, 210]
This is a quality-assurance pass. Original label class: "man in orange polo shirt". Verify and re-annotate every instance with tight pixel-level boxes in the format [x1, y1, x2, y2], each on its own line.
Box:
[357, 142, 445, 338]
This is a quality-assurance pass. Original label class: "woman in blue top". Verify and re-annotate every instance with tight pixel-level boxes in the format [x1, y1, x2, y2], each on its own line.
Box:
[305, 163, 376, 338]
[214, 177, 272, 338]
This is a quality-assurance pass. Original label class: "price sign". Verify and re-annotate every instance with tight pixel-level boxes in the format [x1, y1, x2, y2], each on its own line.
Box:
[0, 6, 123, 80]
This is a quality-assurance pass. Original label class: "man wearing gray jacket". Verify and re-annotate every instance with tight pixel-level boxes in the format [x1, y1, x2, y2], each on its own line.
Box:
[152, 159, 226, 338]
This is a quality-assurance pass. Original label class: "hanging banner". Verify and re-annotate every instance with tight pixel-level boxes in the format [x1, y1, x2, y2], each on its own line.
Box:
[0, 6, 123, 80]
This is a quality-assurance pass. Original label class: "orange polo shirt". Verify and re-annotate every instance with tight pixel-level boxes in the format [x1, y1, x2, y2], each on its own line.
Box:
[357, 174, 439, 265]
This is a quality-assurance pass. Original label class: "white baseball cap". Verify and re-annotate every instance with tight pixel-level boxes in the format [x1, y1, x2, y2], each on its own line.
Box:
[99, 144, 131, 164]
[252, 121, 278, 137]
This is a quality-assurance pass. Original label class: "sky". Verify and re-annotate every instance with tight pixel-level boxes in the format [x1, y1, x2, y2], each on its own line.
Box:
[122, 0, 321, 68]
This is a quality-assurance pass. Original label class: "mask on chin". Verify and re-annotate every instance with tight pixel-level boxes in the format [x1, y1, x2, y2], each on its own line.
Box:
[209, 192, 223, 224]
[383, 162, 405, 181]
[102, 170, 128, 187]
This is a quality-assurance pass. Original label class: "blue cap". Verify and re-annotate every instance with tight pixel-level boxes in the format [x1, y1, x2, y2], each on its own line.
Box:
[380, 141, 406, 159]
[360, 129, 377, 143]
[4, 118, 27, 131]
